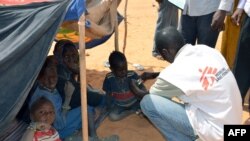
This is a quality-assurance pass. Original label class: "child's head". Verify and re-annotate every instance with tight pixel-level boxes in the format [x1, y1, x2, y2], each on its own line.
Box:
[30, 97, 55, 125]
[38, 56, 58, 90]
[109, 51, 128, 78]
[53, 39, 74, 64]
[59, 40, 80, 74]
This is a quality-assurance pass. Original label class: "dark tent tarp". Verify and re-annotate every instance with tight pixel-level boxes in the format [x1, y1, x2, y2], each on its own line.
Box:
[0, 0, 122, 134]
[0, 0, 71, 131]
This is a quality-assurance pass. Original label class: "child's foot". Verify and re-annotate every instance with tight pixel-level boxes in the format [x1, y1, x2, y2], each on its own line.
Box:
[90, 135, 119, 141]
[95, 107, 110, 129]
[135, 109, 145, 118]
[99, 135, 119, 141]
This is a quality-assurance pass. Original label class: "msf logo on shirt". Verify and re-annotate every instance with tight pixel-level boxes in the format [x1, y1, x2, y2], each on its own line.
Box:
[199, 66, 217, 91]
[199, 66, 230, 91]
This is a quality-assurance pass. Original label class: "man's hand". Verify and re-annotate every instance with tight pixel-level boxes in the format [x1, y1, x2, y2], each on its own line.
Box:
[140, 72, 159, 81]
[211, 10, 227, 31]
[231, 8, 244, 26]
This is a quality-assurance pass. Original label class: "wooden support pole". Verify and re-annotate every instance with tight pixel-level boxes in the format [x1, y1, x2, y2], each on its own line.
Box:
[78, 14, 88, 141]
[114, 0, 119, 51]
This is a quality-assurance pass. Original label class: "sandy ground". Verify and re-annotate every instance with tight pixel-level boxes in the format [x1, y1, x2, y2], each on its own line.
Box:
[86, 1, 166, 140]
[51, 0, 249, 140]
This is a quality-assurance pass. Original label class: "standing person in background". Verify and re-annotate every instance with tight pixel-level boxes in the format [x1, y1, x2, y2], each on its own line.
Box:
[152, 0, 178, 58]
[130, 27, 242, 141]
[231, 0, 250, 125]
[179, 0, 234, 48]
[221, 0, 241, 69]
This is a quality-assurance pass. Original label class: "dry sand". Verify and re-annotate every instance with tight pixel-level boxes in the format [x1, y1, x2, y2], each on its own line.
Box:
[50, 0, 249, 140]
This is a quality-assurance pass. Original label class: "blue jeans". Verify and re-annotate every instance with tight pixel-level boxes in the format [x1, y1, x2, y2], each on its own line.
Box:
[57, 107, 82, 138]
[140, 95, 197, 141]
[179, 12, 219, 48]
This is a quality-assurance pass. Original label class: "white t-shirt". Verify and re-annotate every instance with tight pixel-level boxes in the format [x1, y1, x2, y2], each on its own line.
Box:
[237, 0, 250, 17]
[159, 44, 242, 141]
[183, 0, 234, 16]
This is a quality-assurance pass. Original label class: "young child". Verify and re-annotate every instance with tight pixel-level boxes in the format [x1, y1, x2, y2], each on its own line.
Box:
[53, 40, 112, 138]
[29, 56, 82, 140]
[103, 51, 147, 121]
[21, 97, 61, 141]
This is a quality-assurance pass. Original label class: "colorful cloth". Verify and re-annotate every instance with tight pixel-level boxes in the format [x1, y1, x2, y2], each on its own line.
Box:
[221, 0, 241, 69]
[33, 128, 61, 141]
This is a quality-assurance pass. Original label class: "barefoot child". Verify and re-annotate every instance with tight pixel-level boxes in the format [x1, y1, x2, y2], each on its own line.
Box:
[103, 51, 147, 121]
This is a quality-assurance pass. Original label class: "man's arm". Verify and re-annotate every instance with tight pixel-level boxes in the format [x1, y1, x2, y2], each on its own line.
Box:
[150, 78, 184, 99]
[140, 72, 160, 81]
[231, 0, 246, 25]
[211, 0, 234, 31]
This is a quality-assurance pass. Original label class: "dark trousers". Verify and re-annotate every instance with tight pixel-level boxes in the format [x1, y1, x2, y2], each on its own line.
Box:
[233, 15, 250, 108]
[179, 12, 219, 48]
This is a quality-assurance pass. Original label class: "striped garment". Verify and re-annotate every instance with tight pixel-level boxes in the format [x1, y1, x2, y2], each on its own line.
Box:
[103, 71, 143, 107]
[33, 128, 61, 141]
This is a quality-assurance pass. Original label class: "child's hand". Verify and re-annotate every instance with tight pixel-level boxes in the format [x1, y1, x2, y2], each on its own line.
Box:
[129, 79, 141, 93]
[36, 122, 51, 131]
[129, 79, 148, 99]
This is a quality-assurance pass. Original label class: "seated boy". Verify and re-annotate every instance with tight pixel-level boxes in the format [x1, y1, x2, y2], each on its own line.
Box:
[54, 39, 108, 131]
[103, 51, 147, 121]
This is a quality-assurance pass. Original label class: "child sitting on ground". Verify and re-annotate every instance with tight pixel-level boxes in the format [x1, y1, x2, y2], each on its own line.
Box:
[30, 55, 118, 141]
[29, 56, 82, 140]
[21, 97, 61, 141]
[54, 40, 113, 139]
[103, 51, 147, 121]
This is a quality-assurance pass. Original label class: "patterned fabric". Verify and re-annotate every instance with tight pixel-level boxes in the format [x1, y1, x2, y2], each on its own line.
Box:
[103, 71, 141, 107]
[34, 128, 61, 141]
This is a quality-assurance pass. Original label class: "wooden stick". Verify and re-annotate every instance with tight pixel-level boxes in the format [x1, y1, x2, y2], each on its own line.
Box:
[114, 0, 119, 51]
[78, 14, 88, 141]
[123, 0, 128, 54]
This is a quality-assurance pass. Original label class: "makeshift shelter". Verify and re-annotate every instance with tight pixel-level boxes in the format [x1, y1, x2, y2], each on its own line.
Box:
[0, 0, 122, 140]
